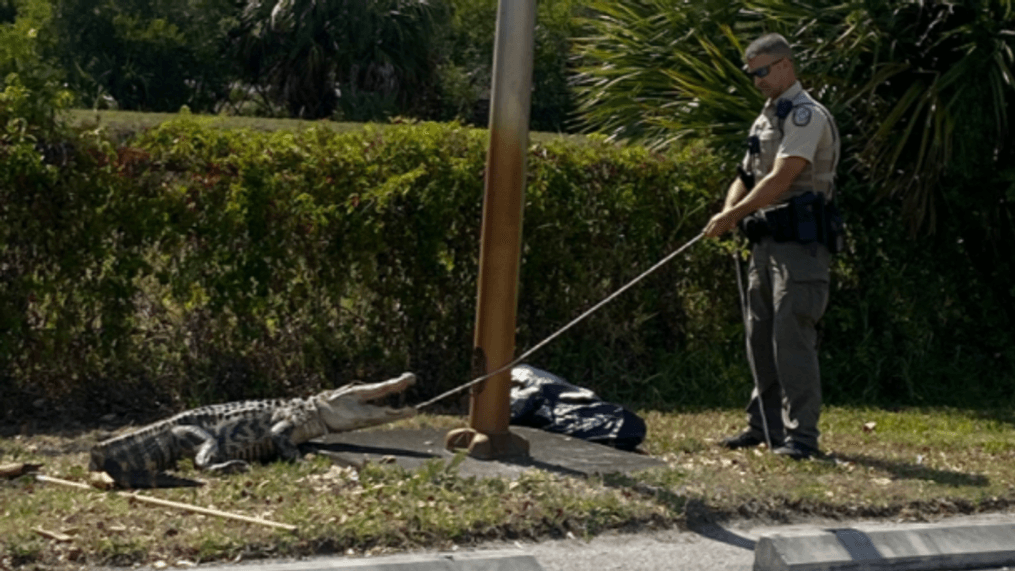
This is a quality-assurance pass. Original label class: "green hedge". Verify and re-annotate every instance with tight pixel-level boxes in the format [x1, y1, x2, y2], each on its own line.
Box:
[1, 116, 1013, 422]
[821, 176, 1015, 406]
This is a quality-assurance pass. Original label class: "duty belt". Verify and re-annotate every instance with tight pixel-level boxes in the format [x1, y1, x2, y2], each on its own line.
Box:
[739, 191, 845, 254]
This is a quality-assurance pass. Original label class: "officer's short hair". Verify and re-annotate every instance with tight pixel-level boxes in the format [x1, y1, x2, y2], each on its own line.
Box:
[745, 33, 794, 62]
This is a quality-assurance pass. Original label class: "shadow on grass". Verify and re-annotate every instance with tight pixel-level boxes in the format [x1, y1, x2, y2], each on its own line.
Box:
[602, 473, 688, 513]
[830, 453, 989, 487]
[598, 479, 757, 552]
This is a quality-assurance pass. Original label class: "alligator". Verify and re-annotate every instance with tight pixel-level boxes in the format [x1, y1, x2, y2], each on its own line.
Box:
[89, 372, 417, 488]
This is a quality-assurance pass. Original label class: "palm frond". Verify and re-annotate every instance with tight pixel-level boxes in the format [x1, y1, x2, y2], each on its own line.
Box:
[574, 0, 756, 154]
[573, 0, 1015, 232]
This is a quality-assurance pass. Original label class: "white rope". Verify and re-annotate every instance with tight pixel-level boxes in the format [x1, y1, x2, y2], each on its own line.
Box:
[415, 232, 705, 410]
[733, 252, 773, 449]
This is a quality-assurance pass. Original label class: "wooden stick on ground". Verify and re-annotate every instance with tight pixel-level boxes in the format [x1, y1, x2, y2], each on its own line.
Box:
[36, 475, 297, 533]
[1, 462, 43, 478]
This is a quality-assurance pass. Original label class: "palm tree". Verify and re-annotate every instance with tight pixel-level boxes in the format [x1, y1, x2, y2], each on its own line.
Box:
[234, 0, 446, 119]
[575, 0, 1015, 323]
[578, 0, 1014, 227]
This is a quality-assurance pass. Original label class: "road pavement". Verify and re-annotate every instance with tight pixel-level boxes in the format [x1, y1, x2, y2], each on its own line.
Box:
[508, 513, 1015, 571]
[176, 512, 1015, 571]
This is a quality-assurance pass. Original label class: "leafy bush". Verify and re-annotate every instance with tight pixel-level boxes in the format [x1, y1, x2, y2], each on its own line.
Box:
[0, 118, 731, 418]
[119, 119, 731, 408]
[1, 116, 1012, 425]
[0, 84, 150, 412]
[820, 177, 1015, 407]
[0, 0, 75, 129]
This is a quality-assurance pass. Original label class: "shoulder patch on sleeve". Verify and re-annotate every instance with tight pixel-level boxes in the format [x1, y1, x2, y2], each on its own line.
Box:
[792, 106, 812, 127]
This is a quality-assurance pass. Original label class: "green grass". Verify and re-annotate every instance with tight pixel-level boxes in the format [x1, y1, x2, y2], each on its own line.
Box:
[643, 406, 1015, 519]
[62, 109, 587, 143]
[4, 407, 1015, 569]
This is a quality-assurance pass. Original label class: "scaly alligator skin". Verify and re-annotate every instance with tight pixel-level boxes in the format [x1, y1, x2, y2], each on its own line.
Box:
[89, 372, 416, 487]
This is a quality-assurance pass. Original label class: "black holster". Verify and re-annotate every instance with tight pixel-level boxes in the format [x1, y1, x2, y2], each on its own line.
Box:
[739, 191, 844, 253]
[737, 164, 755, 191]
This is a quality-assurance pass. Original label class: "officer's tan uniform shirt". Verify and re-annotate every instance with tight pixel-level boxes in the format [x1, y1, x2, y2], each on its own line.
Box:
[741, 81, 840, 205]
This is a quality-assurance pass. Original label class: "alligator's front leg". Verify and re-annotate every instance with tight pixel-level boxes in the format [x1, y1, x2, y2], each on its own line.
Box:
[173, 425, 249, 474]
[269, 420, 302, 462]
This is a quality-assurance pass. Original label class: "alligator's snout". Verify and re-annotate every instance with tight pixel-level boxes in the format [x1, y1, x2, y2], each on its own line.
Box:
[319, 372, 418, 431]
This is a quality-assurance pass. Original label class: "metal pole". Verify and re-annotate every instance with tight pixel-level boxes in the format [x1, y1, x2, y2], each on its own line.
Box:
[445, 0, 536, 459]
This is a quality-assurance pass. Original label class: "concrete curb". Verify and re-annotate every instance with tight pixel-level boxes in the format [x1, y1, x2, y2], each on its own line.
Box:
[196, 551, 544, 571]
[754, 521, 1015, 571]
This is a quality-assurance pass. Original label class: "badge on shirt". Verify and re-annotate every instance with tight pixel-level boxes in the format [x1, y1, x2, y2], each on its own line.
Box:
[793, 106, 812, 126]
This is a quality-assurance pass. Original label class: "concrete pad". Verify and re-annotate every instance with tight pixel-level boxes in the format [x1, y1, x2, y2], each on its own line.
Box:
[310, 426, 664, 480]
[194, 551, 543, 571]
[754, 521, 1015, 571]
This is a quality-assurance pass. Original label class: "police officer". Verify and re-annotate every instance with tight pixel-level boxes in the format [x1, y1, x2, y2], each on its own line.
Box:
[702, 33, 840, 460]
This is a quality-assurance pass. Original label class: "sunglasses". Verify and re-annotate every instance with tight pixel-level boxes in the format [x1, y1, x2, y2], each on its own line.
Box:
[744, 58, 784, 79]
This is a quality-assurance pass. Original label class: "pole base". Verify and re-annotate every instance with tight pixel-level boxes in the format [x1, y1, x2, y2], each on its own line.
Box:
[445, 428, 530, 460]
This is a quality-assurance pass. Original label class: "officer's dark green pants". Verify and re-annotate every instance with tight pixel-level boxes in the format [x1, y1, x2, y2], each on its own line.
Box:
[744, 237, 830, 451]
